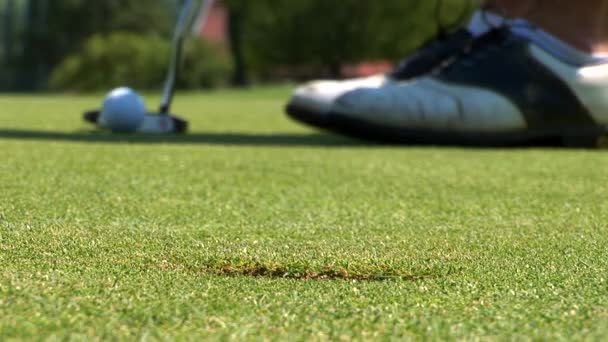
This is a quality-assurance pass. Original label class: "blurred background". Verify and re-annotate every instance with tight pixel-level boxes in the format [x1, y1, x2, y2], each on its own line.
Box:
[0, 0, 476, 92]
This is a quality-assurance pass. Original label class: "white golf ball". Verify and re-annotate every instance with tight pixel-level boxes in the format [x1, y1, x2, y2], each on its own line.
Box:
[100, 87, 146, 133]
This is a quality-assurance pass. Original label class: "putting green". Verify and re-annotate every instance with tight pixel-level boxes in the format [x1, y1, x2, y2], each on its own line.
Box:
[1, 88, 608, 340]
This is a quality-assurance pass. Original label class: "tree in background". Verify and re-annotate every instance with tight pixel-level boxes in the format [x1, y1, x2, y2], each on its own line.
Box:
[0, 0, 24, 90]
[2, 0, 175, 91]
[225, 0, 248, 87]
[1, 0, 476, 91]
[0, 0, 10, 90]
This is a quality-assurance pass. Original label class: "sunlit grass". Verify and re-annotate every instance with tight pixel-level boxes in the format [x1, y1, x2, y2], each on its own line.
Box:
[1, 88, 607, 340]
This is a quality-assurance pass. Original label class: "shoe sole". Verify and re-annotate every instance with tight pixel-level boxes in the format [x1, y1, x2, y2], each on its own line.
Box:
[286, 104, 607, 148]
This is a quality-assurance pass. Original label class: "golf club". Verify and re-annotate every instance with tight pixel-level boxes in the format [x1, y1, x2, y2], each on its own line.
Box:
[159, 0, 195, 115]
[84, 0, 200, 134]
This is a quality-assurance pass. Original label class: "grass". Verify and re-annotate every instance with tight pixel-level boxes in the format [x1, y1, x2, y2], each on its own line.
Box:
[1, 87, 608, 340]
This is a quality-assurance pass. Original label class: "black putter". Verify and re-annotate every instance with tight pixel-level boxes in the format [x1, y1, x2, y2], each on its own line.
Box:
[84, 0, 197, 134]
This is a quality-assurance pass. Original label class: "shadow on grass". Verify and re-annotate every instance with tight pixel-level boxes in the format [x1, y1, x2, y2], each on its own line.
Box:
[3, 129, 605, 149]
[0, 129, 369, 147]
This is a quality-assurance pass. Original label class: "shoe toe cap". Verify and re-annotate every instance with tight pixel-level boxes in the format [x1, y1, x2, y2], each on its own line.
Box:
[289, 80, 353, 115]
[288, 75, 388, 114]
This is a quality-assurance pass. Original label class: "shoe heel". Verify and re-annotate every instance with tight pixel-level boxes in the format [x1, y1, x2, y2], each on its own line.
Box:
[561, 134, 602, 148]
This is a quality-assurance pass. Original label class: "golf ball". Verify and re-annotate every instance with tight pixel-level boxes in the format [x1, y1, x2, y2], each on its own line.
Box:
[100, 87, 146, 133]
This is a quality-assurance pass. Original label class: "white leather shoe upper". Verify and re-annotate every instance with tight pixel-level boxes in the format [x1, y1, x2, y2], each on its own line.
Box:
[288, 29, 608, 135]
[332, 78, 527, 132]
[290, 75, 390, 114]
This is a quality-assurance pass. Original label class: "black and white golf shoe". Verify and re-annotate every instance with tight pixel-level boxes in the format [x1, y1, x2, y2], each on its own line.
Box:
[287, 27, 608, 147]
[284, 10, 506, 128]
[286, 28, 474, 123]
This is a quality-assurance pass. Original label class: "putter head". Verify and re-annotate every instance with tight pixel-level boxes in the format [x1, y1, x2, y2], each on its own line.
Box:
[83, 110, 188, 134]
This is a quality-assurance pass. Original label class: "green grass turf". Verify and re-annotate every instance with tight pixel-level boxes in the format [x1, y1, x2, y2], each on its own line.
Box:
[1, 87, 608, 340]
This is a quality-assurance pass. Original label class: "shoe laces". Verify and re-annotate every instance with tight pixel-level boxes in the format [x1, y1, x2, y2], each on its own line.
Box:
[441, 27, 511, 71]
[389, 0, 473, 78]
[430, 1, 538, 73]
